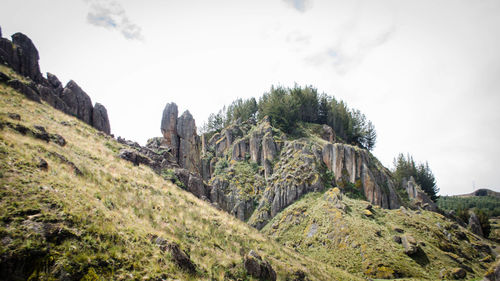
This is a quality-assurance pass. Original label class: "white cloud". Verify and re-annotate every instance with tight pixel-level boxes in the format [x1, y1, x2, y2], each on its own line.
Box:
[85, 0, 143, 40]
[282, 0, 313, 13]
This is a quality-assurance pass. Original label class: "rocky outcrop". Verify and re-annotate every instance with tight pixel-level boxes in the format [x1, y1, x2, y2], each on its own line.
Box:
[322, 143, 401, 209]
[404, 177, 438, 211]
[0, 28, 111, 134]
[231, 138, 249, 161]
[401, 235, 419, 255]
[92, 103, 111, 135]
[209, 177, 257, 221]
[177, 111, 201, 174]
[161, 103, 179, 158]
[0, 32, 43, 83]
[152, 236, 197, 274]
[160, 103, 201, 174]
[244, 250, 276, 281]
[468, 211, 484, 237]
[61, 80, 93, 125]
[6, 80, 41, 102]
[11, 33, 44, 83]
[36, 84, 69, 113]
[321, 124, 335, 142]
[249, 141, 324, 229]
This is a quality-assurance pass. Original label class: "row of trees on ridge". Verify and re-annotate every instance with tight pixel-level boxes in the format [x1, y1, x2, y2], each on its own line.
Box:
[201, 85, 377, 150]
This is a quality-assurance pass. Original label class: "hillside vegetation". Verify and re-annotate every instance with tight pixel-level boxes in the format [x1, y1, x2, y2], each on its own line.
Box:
[438, 192, 500, 218]
[0, 80, 360, 280]
[263, 189, 497, 280]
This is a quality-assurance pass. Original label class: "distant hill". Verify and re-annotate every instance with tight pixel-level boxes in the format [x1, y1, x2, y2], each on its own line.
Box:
[438, 189, 500, 217]
[457, 188, 500, 199]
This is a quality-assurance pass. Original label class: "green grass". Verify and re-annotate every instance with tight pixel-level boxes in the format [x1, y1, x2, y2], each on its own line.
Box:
[0, 79, 361, 280]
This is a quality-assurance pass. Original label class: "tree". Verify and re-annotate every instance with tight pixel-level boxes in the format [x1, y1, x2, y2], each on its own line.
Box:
[363, 121, 377, 151]
[392, 153, 439, 201]
[204, 84, 378, 150]
[226, 97, 258, 124]
[258, 86, 299, 134]
[317, 93, 330, 124]
[415, 162, 439, 202]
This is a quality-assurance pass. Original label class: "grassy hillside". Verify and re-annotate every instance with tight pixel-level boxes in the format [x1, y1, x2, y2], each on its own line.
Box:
[0, 81, 360, 280]
[262, 188, 497, 280]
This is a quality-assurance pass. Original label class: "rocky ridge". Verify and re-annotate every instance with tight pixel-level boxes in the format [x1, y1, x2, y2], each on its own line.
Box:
[0, 27, 110, 134]
[119, 101, 443, 230]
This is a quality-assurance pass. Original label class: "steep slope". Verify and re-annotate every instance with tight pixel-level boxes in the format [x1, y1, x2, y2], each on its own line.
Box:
[262, 188, 498, 280]
[0, 80, 360, 280]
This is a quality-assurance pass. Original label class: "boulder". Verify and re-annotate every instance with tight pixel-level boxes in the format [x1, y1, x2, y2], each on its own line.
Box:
[11, 33, 44, 83]
[92, 103, 111, 134]
[244, 250, 276, 281]
[401, 235, 418, 255]
[177, 110, 201, 174]
[61, 80, 93, 124]
[160, 102, 179, 159]
[118, 149, 151, 166]
[7, 79, 40, 102]
[152, 237, 196, 274]
[468, 211, 484, 237]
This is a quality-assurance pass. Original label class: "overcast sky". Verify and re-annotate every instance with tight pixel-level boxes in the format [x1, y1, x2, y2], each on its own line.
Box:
[1, 0, 499, 195]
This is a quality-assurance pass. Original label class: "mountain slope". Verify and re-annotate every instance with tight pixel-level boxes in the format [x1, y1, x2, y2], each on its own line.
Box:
[262, 188, 497, 280]
[0, 81, 360, 280]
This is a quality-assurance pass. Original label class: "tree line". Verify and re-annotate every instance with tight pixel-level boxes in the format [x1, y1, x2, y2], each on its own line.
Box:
[201, 85, 377, 150]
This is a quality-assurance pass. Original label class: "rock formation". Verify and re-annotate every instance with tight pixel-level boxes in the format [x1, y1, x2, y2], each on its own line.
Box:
[61, 80, 93, 125]
[0, 27, 111, 134]
[92, 103, 111, 135]
[11, 33, 44, 83]
[404, 177, 438, 211]
[243, 250, 276, 281]
[0, 32, 43, 83]
[322, 143, 401, 209]
[160, 103, 179, 158]
[160, 103, 201, 174]
[177, 111, 201, 174]
[468, 211, 484, 237]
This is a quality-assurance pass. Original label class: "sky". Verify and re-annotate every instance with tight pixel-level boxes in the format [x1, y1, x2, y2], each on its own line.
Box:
[1, 0, 499, 195]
